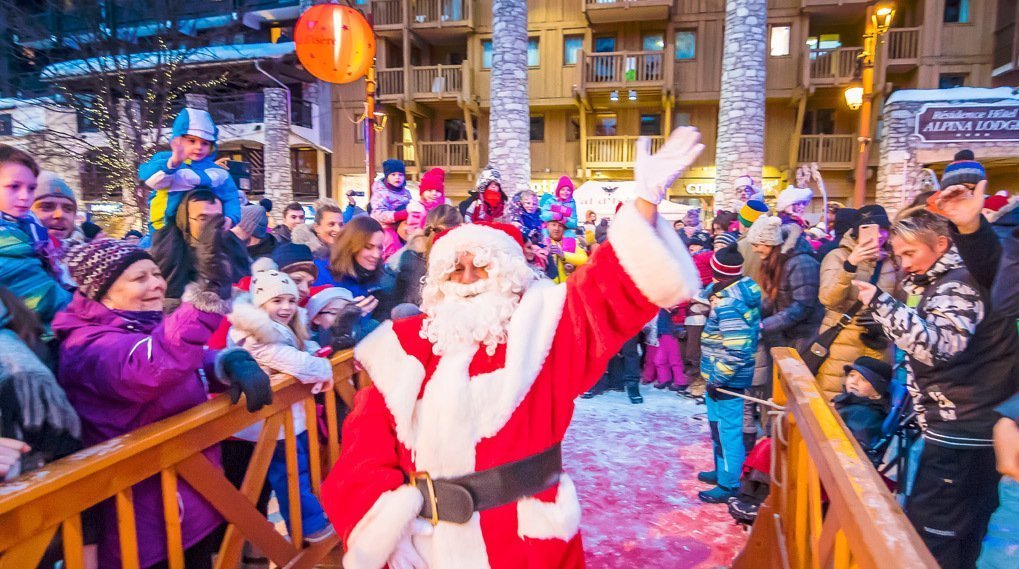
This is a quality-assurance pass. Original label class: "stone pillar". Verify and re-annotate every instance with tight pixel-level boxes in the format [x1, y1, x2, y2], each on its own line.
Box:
[875, 99, 923, 220]
[713, 0, 767, 211]
[263, 87, 293, 218]
[184, 93, 208, 110]
[487, 0, 531, 197]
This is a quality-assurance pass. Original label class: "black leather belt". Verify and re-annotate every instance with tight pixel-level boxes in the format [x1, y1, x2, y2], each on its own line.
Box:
[411, 443, 563, 525]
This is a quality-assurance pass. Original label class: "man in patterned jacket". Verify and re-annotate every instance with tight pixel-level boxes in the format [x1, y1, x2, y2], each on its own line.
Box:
[854, 208, 1017, 569]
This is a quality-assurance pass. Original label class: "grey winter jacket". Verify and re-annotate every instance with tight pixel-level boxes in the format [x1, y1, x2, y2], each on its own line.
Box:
[761, 234, 824, 342]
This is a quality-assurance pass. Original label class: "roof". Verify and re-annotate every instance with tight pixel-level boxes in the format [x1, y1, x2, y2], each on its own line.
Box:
[40, 42, 296, 81]
[887, 87, 1019, 105]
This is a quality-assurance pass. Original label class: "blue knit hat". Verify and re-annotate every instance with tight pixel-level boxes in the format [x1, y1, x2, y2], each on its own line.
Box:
[272, 242, 317, 277]
[171, 108, 218, 143]
[941, 160, 986, 188]
[382, 159, 405, 177]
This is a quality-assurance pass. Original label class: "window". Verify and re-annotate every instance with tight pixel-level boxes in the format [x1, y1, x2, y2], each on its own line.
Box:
[640, 114, 662, 136]
[944, 0, 970, 23]
[770, 25, 791, 57]
[482, 40, 493, 69]
[594, 114, 617, 136]
[0, 114, 12, 136]
[675, 30, 696, 60]
[563, 35, 583, 66]
[528, 38, 540, 67]
[939, 73, 967, 89]
[802, 109, 835, 135]
[642, 32, 665, 52]
[806, 34, 841, 52]
[594, 35, 616, 53]
[567, 115, 580, 142]
[529, 116, 545, 142]
[354, 122, 364, 144]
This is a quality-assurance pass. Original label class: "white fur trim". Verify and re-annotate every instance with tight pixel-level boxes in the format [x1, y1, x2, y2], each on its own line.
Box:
[607, 203, 701, 308]
[428, 223, 524, 276]
[414, 514, 491, 569]
[181, 283, 231, 314]
[227, 296, 287, 345]
[516, 474, 581, 541]
[343, 485, 423, 569]
[776, 185, 813, 212]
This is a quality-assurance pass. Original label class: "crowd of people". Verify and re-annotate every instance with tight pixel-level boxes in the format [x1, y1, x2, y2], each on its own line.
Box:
[0, 106, 1015, 569]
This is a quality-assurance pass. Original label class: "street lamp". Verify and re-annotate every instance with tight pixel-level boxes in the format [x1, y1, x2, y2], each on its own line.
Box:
[844, 85, 864, 110]
[872, 4, 896, 35]
[851, 2, 896, 207]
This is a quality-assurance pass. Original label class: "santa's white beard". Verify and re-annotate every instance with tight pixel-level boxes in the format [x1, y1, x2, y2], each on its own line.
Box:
[421, 278, 520, 357]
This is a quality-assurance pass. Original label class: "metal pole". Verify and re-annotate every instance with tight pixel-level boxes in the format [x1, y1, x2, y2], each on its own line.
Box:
[365, 12, 377, 202]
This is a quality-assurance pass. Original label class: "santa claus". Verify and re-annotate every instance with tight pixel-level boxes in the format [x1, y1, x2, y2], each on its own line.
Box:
[321, 128, 705, 569]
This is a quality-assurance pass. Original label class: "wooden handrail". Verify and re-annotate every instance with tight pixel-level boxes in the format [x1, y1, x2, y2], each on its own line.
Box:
[797, 134, 855, 167]
[733, 348, 938, 569]
[582, 50, 666, 85]
[0, 351, 365, 568]
[586, 135, 664, 166]
[886, 27, 920, 61]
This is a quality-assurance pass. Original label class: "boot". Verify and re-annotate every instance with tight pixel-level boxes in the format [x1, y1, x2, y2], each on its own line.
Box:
[698, 485, 737, 504]
[625, 382, 643, 404]
[697, 470, 717, 485]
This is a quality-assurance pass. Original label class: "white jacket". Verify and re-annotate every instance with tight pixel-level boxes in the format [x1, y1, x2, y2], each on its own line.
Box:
[227, 296, 333, 441]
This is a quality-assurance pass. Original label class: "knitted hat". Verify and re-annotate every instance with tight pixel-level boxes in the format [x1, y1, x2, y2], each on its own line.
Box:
[238, 203, 269, 239]
[844, 356, 893, 398]
[171, 108, 218, 143]
[259, 198, 273, 213]
[64, 238, 153, 301]
[419, 168, 446, 194]
[475, 164, 503, 193]
[940, 160, 986, 188]
[739, 200, 769, 228]
[555, 176, 574, 199]
[250, 270, 299, 308]
[382, 159, 406, 177]
[776, 186, 814, 213]
[710, 244, 744, 280]
[984, 194, 1009, 212]
[272, 242, 317, 278]
[832, 207, 860, 236]
[714, 231, 739, 250]
[748, 215, 783, 247]
[81, 221, 104, 241]
[123, 229, 144, 240]
[688, 230, 712, 249]
[34, 171, 76, 205]
[856, 204, 891, 231]
[306, 286, 356, 323]
[954, 149, 975, 161]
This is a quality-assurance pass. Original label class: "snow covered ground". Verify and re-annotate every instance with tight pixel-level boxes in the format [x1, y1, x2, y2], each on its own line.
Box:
[565, 388, 748, 568]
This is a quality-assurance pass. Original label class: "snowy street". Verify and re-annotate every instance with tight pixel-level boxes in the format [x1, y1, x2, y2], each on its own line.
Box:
[566, 388, 748, 568]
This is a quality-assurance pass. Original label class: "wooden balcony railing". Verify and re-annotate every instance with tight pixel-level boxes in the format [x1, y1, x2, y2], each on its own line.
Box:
[391, 142, 416, 165]
[0, 351, 366, 569]
[372, 0, 403, 26]
[797, 134, 855, 169]
[885, 27, 920, 64]
[419, 140, 472, 169]
[807, 47, 862, 86]
[581, 50, 667, 87]
[582, 0, 672, 23]
[411, 63, 465, 97]
[585, 135, 664, 168]
[732, 348, 938, 569]
[376, 68, 404, 99]
[411, 0, 470, 25]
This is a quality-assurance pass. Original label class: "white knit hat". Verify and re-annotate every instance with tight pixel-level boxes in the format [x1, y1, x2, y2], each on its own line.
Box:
[776, 185, 814, 213]
[747, 215, 784, 247]
[250, 270, 299, 307]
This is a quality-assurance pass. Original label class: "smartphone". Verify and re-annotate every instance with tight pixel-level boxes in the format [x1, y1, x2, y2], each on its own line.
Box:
[858, 223, 879, 245]
[347, 190, 365, 197]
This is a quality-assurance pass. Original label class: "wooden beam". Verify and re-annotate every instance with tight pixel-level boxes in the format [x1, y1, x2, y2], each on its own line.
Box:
[0, 525, 57, 569]
[160, 469, 185, 569]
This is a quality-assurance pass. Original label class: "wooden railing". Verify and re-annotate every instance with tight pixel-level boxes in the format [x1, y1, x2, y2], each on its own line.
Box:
[372, 0, 403, 26]
[582, 50, 667, 86]
[733, 349, 938, 569]
[885, 27, 920, 63]
[0, 351, 367, 569]
[807, 47, 862, 85]
[411, 0, 470, 25]
[376, 68, 404, 99]
[797, 134, 855, 169]
[420, 141, 472, 169]
[411, 63, 464, 97]
[391, 142, 416, 165]
[586, 135, 664, 168]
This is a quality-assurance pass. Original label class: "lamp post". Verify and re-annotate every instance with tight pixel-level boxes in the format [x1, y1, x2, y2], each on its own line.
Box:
[850, 3, 895, 207]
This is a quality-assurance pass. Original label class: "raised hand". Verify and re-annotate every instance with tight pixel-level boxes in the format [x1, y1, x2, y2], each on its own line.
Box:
[936, 179, 987, 235]
[847, 237, 880, 266]
[635, 127, 704, 206]
[169, 137, 186, 169]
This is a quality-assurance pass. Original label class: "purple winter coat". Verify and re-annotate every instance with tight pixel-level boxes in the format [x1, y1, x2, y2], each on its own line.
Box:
[52, 293, 225, 569]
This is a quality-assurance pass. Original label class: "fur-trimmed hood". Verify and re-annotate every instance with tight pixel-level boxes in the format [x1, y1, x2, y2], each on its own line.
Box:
[291, 224, 329, 260]
[227, 293, 306, 348]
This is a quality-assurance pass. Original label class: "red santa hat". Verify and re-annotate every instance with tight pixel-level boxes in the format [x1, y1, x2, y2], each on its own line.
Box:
[419, 168, 446, 194]
[433, 221, 525, 255]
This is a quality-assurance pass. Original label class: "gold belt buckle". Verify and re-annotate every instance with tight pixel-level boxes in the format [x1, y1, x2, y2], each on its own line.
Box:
[411, 471, 440, 526]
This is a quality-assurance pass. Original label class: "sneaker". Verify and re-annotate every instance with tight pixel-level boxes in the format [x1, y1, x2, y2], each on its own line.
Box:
[697, 470, 717, 485]
[698, 485, 737, 504]
[304, 524, 336, 544]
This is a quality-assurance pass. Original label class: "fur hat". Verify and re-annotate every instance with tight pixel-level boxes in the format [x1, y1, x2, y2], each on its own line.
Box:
[475, 164, 503, 194]
[748, 215, 783, 247]
[306, 286, 356, 323]
[776, 186, 814, 213]
[382, 159, 406, 177]
[710, 244, 744, 280]
[419, 168, 446, 194]
[64, 238, 152, 301]
[250, 270, 299, 308]
[34, 171, 77, 205]
[739, 200, 769, 228]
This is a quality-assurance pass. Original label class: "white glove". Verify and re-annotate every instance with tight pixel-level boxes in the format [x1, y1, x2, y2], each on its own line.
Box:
[634, 127, 705, 205]
[387, 519, 433, 569]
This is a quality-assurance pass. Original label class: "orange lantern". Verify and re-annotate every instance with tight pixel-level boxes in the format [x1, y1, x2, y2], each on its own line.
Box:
[294, 5, 375, 84]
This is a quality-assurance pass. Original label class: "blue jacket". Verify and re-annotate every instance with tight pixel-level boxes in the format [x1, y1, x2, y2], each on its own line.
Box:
[0, 214, 72, 326]
[698, 277, 762, 389]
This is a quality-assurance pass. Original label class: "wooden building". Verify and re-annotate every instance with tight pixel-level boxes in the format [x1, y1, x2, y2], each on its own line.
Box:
[332, 0, 1002, 207]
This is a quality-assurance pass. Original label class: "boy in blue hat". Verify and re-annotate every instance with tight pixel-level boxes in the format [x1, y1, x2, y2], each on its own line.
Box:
[139, 107, 241, 231]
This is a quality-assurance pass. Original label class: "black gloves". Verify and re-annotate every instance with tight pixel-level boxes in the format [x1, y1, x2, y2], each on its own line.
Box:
[218, 350, 272, 412]
[194, 215, 233, 301]
[329, 304, 364, 351]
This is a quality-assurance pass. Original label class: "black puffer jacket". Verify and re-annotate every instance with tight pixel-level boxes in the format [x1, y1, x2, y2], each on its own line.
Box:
[761, 230, 824, 343]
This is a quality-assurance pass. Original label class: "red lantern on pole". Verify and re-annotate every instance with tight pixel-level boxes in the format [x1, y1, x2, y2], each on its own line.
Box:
[294, 5, 375, 84]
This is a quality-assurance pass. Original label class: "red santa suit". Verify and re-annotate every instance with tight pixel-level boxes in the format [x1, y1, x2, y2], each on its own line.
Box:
[321, 203, 701, 569]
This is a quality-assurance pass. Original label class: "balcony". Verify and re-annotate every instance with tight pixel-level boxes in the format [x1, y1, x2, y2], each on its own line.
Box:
[580, 51, 669, 93]
[371, 0, 473, 35]
[806, 47, 862, 87]
[392, 140, 475, 173]
[582, 0, 672, 24]
[797, 134, 855, 170]
[885, 27, 920, 71]
[585, 135, 664, 170]
[376, 62, 471, 105]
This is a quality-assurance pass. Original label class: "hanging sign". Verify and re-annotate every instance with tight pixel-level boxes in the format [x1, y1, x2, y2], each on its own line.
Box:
[915, 102, 1019, 142]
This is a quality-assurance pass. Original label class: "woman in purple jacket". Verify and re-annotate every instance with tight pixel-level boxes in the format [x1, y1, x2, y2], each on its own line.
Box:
[52, 218, 272, 569]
